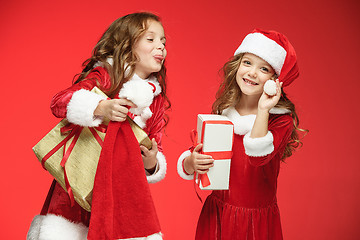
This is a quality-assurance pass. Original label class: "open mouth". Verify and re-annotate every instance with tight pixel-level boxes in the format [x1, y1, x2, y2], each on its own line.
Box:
[243, 78, 258, 85]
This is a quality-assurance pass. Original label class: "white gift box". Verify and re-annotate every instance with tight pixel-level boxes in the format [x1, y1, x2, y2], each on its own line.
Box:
[196, 114, 234, 190]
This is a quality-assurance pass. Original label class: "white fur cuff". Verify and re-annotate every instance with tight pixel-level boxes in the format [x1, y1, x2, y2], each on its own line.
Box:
[177, 150, 194, 180]
[67, 89, 107, 127]
[269, 107, 291, 114]
[27, 214, 88, 240]
[27, 215, 44, 240]
[243, 131, 274, 157]
[146, 151, 167, 183]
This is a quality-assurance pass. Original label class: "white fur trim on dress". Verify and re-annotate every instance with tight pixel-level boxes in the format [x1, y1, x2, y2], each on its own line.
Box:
[27, 214, 88, 240]
[243, 131, 274, 157]
[119, 78, 154, 116]
[118, 232, 163, 240]
[146, 151, 167, 183]
[147, 79, 161, 97]
[119, 74, 161, 129]
[269, 107, 291, 114]
[66, 89, 107, 127]
[133, 116, 146, 129]
[222, 106, 289, 135]
[133, 108, 154, 129]
[234, 32, 287, 75]
[222, 107, 256, 135]
[177, 150, 194, 180]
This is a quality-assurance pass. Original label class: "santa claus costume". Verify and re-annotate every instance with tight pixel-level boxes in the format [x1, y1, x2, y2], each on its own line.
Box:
[27, 64, 167, 240]
[177, 29, 300, 240]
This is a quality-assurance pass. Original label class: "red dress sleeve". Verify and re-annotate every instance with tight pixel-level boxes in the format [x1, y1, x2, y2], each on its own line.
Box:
[143, 95, 166, 152]
[50, 67, 112, 118]
[244, 114, 294, 167]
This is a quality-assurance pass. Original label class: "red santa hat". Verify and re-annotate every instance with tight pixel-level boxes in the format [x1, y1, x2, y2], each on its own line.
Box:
[234, 29, 299, 87]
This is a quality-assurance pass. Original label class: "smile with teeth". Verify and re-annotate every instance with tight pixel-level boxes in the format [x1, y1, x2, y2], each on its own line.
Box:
[243, 78, 258, 85]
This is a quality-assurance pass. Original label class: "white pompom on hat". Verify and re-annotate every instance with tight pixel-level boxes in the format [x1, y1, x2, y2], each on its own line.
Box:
[234, 29, 299, 87]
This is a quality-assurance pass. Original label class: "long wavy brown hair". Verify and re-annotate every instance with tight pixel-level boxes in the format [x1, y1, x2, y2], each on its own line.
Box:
[212, 53, 307, 159]
[73, 12, 170, 112]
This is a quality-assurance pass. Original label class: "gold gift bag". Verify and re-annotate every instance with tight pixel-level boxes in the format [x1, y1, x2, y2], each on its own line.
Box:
[33, 87, 152, 212]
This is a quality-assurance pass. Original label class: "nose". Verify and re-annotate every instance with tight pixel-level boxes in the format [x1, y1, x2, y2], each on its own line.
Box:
[156, 40, 165, 50]
[248, 67, 257, 78]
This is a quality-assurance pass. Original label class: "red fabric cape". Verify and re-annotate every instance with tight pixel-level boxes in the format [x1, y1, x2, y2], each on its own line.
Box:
[88, 120, 161, 239]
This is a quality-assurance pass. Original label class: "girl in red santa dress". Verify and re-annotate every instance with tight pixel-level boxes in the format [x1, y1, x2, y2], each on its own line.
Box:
[177, 29, 307, 240]
[27, 12, 169, 240]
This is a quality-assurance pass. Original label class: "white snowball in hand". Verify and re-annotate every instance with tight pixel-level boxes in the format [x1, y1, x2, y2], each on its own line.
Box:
[264, 80, 277, 96]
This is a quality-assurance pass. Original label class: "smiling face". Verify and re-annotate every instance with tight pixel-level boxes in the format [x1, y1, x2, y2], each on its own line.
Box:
[133, 20, 167, 79]
[236, 53, 275, 97]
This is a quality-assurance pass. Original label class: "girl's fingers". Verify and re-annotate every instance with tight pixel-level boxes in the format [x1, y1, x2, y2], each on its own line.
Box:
[116, 105, 130, 115]
[117, 99, 137, 108]
[112, 109, 127, 117]
[196, 169, 210, 174]
[196, 164, 214, 170]
[151, 138, 158, 152]
[197, 154, 213, 160]
[111, 116, 127, 122]
[140, 145, 149, 155]
[197, 158, 214, 165]
[193, 143, 203, 153]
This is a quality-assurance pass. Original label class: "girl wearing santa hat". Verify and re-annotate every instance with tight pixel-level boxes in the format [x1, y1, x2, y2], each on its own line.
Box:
[177, 29, 307, 239]
[27, 12, 168, 240]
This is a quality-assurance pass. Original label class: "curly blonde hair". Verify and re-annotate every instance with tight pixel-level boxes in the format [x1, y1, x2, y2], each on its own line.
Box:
[74, 12, 170, 110]
[212, 53, 307, 159]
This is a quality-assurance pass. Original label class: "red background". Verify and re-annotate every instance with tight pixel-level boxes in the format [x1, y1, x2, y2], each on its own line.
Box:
[1, 0, 360, 239]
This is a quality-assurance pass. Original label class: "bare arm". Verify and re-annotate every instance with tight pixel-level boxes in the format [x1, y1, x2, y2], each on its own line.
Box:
[251, 80, 283, 138]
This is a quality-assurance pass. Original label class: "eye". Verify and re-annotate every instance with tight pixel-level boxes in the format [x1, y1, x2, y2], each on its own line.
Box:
[147, 38, 154, 42]
[242, 60, 251, 65]
[261, 67, 269, 72]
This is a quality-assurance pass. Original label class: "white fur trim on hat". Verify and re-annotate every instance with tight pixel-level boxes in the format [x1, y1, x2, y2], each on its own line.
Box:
[243, 131, 274, 157]
[67, 89, 107, 127]
[27, 214, 88, 240]
[234, 32, 287, 75]
[146, 151, 167, 183]
[177, 150, 194, 180]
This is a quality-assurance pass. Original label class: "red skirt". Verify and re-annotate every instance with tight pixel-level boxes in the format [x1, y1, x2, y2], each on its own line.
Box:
[40, 180, 90, 226]
[195, 194, 283, 240]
